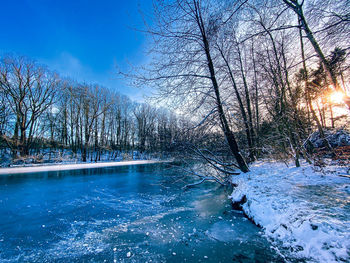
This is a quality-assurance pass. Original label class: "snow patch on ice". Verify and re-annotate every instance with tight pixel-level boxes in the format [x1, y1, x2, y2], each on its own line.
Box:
[230, 161, 350, 262]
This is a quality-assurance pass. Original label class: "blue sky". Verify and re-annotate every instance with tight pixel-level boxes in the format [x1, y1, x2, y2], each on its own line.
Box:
[0, 0, 152, 100]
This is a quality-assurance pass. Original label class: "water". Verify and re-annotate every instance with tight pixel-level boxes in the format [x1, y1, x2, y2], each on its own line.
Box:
[0, 164, 283, 262]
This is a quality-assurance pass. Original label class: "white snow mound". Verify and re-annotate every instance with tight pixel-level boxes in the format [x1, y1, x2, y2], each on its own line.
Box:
[230, 161, 350, 262]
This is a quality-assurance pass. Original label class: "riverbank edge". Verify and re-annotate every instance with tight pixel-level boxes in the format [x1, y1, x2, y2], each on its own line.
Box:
[228, 161, 349, 263]
[0, 160, 172, 175]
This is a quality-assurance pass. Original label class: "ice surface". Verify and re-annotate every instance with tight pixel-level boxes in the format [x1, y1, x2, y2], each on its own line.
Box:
[230, 161, 350, 262]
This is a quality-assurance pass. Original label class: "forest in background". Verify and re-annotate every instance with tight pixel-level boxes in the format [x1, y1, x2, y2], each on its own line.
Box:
[0, 55, 214, 165]
[1, 0, 350, 171]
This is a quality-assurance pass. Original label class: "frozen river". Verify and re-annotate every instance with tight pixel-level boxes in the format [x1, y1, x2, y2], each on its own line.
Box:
[0, 163, 284, 262]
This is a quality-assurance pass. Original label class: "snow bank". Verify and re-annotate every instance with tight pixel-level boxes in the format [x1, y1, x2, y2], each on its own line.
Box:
[0, 160, 168, 175]
[1, 148, 171, 168]
[230, 161, 350, 262]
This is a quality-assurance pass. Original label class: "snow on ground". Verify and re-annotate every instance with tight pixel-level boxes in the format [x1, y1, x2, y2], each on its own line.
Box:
[0, 160, 168, 175]
[230, 161, 350, 262]
[0, 148, 170, 168]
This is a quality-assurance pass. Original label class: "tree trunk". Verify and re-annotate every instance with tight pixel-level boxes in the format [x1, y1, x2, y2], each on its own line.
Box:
[218, 47, 254, 162]
[194, 2, 249, 172]
[237, 44, 255, 161]
[298, 18, 333, 152]
[251, 41, 260, 155]
[12, 115, 19, 158]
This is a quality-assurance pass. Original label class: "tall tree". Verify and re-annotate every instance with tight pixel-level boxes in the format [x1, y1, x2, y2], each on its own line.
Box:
[137, 0, 249, 172]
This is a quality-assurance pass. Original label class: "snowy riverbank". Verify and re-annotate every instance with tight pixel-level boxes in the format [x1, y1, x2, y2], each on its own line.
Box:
[230, 161, 350, 262]
[2, 158, 348, 261]
[0, 160, 169, 175]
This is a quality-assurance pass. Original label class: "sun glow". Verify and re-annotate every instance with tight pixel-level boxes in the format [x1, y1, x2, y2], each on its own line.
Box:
[329, 91, 344, 104]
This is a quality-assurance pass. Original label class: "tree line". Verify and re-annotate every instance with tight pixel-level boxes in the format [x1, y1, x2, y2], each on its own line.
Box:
[131, 0, 349, 175]
[0, 55, 207, 163]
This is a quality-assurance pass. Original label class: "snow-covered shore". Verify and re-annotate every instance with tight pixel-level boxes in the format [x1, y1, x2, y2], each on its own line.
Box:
[230, 161, 350, 262]
[0, 160, 168, 175]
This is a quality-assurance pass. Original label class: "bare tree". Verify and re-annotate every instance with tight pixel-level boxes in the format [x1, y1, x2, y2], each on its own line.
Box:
[0, 55, 60, 156]
[133, 0, 249, 172]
